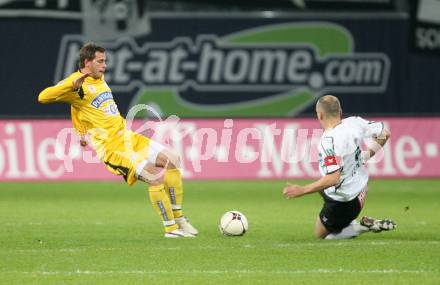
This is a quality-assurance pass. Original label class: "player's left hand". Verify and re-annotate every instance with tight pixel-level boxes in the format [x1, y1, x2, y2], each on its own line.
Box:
[283, 183, 305, 199]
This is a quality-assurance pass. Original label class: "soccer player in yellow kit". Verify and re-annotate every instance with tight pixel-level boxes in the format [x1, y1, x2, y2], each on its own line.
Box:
[38, 43, 198, 238]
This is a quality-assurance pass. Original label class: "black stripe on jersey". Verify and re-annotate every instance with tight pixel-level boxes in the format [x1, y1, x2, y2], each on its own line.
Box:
[104, 161, 129, 182]
[78, 86, 85, 99]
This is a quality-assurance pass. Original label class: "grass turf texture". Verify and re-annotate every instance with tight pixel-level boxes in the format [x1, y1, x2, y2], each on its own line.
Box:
[0, 180, 439, 285]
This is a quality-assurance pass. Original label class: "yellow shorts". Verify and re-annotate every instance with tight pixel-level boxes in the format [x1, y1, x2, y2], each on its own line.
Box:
[101, 130, 165, 185]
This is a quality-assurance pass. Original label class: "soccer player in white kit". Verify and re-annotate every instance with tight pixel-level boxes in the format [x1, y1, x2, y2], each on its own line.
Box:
[283, 95, 396, 240]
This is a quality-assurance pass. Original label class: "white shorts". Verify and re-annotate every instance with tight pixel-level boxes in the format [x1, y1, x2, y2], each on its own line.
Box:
[135, 140, 166, 177]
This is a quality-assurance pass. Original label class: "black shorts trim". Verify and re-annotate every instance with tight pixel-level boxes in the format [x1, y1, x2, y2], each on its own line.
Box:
[104, 161, 129, 182]
[319, 193, 362, 233]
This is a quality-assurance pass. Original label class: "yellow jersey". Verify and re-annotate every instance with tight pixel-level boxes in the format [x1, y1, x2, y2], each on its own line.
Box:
[38, 71, 126, 156]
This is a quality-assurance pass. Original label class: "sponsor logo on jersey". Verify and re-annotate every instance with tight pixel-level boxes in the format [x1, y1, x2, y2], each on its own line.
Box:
[91, 91, 114, 108]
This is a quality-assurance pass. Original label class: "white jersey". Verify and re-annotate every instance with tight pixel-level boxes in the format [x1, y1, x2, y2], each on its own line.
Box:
[318, 116, 384, 202]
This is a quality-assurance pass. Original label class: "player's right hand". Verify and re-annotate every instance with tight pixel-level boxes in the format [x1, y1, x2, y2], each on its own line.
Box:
[72, 72, 91, 90]
[283, 183, 305, 199]
[80, 135, 88, 147]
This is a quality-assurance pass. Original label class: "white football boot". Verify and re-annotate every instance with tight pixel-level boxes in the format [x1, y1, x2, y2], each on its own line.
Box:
[176, 216, 199, 236]
[164, 228, 195, 238]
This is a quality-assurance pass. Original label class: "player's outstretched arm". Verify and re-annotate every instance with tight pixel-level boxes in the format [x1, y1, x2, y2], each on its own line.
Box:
[283, 170, 341, 199]
[38, 73, 90, 104]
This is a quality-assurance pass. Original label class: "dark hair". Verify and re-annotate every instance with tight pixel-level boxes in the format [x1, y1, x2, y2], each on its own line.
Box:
[316, 95, 342, 117]
[79, 42, 106, 68]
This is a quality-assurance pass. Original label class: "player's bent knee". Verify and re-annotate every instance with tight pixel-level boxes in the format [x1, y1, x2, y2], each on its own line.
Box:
[314, 216, 329, 239]
[315, 231, 327, 239]
[156, 149, 181, 169]
[138, 164, 165, 185]
[166, 151, 181, 169]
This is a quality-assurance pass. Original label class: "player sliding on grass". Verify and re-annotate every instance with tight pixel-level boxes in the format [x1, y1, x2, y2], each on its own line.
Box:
[283, 95, 396, 240]
[38, 43, 198, 238]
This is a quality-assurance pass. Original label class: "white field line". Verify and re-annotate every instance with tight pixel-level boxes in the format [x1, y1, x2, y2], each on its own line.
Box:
[3, 240, 440, 253]
[2, 269, 436, 276]
[8, 246, 220, 253]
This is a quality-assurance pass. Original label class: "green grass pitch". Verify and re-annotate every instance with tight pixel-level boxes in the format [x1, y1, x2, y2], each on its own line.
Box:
[0, 179, 439, 285]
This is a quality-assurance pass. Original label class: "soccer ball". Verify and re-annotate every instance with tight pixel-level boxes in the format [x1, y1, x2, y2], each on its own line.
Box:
[219, 211, 248, 236]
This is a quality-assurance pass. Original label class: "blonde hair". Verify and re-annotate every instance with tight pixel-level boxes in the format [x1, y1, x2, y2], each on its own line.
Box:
[316, 95, 342, 117]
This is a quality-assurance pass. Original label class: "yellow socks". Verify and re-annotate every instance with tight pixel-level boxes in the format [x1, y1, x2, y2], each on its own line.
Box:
[148, 169, 185, 233]
[148, 184, 178, 232]
[164, 169, 184, 219]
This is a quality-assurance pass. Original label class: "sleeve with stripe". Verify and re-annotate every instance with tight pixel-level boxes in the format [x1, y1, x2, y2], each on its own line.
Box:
[321, 136, 341, 174]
